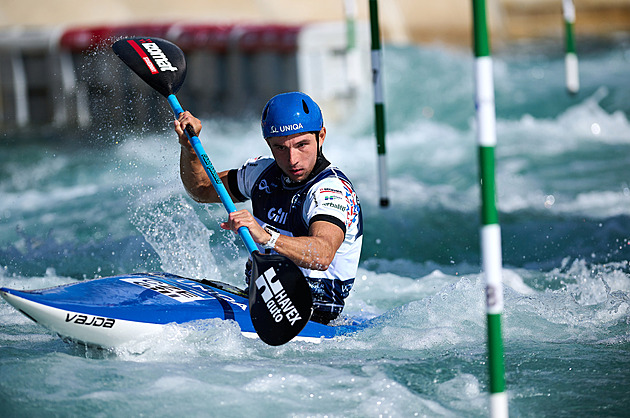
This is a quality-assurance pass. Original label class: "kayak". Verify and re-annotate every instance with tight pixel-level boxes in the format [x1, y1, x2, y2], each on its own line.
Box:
[0, 272, 359, 348]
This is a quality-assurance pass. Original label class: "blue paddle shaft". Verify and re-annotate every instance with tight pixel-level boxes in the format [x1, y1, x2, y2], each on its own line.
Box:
[167, 94, 258, 254]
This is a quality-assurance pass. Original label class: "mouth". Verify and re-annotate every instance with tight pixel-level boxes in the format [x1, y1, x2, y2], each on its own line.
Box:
[289, 168, 304, 177]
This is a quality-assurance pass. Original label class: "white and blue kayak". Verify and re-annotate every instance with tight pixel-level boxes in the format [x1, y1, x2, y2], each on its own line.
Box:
[0, 272, 359, 348]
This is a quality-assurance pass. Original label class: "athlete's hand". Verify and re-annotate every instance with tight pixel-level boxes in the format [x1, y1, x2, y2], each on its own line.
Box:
[221, 209, 271, 244]
[174, 111, 202, 148]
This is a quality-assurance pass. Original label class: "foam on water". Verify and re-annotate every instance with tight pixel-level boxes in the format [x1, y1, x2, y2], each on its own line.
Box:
[1, 37, 630, 416]
[2, 260, 629, 416]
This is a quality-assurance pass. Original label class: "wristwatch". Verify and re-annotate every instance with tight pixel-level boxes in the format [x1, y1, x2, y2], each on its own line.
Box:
[262, 226, 280, 250]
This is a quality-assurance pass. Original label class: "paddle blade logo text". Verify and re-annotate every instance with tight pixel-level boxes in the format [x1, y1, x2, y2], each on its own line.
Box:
[255, 267, 302, 326]
[127, 39, 178, 74]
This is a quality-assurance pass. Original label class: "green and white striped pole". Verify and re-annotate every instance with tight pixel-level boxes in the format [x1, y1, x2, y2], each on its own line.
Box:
[472, 1, 508, 417]
[369, 0, 389, 207]
[563, 0, 579, 94]
[344, 0, 361, 91]
[344, 0, 357, 52]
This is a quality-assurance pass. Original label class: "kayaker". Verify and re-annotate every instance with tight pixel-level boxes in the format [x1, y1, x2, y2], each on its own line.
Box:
[174, 92, 363, 325]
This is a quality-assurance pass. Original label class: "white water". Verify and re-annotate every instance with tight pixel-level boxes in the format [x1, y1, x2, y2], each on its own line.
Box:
[1, 39, 630, 416]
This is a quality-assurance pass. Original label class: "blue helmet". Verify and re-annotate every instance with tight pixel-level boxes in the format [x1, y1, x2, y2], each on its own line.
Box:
[261, 92, 323, 139]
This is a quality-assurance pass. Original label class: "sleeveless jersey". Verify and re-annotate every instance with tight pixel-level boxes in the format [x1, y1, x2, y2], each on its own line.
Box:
[231, 156, 363, 317]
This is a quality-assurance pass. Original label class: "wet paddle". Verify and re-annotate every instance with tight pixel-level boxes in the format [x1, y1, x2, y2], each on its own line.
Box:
[112, 37, 312, 346]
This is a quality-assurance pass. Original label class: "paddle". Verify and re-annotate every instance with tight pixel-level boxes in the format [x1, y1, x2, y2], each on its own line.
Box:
[112, 37, 313, 346]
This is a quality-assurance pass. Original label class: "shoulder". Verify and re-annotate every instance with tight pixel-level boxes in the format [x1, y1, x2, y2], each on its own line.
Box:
[238, 156, 275, 179]
[240, 156, 274, 170]
[310, 167, 358, 198]
[305, 168, 361, 222]
[235, 156, 275, 199]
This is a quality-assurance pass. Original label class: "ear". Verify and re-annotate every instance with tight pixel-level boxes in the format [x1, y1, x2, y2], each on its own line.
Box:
[318, 128, 327, 148]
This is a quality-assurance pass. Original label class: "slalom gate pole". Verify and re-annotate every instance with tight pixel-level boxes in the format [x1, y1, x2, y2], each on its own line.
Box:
[344, 0, 361, 91]
[344, 0, 357, 52]
[471, 1, 508, 417]
[563, 0, 579, 94]
[369, 0, 389, 207]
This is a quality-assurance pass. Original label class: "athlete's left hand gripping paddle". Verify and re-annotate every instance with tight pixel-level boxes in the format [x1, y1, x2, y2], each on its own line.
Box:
[112, 37, 313, 346]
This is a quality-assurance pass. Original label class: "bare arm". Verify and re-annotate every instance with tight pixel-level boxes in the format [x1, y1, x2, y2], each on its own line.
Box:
[222, 211, 344, 271]
[274, 221, 345, 270]
[174, 111, 239, 203]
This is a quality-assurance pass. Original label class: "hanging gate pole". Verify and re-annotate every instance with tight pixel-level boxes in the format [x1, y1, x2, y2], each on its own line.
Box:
[368, 0, 389, 207]
[344, 0, 362, 91]
[471, 1, 508, 417]
[563, 0, 580, 94]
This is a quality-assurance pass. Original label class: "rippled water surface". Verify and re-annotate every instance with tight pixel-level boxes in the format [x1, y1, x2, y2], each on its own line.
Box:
[1, 38, 629, 417]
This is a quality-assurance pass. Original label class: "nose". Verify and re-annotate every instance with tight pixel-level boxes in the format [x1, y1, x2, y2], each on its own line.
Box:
[287, 146, 299, 166]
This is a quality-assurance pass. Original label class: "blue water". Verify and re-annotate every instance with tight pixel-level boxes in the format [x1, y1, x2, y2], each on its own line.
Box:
[1, 37, 630, 417]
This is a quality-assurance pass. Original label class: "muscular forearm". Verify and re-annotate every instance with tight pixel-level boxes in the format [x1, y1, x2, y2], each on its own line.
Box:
[179, 145, 220, 203]
[175, 110, 224, 203]
[271, 234, 337, 271]
[222, 211, 344, 272]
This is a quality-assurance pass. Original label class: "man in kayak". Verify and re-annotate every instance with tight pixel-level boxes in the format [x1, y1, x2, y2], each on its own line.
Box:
[174, 92, 363, 324]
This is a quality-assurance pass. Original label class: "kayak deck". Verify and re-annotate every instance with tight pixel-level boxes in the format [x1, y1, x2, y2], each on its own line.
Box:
[0, 272, 359, 348]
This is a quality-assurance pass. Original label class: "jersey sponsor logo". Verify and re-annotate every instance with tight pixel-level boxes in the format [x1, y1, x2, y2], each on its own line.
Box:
[269, 122, 304, 135]
[257, 178, 279, 194]
[319, 187, 343, 195]
[121, 278, 205, 302]
[267, 207, 289, 224]
[139, 40, 178, 72]
[316, 187, 344, 207]
[259, 179, 272, 193]
[323, 195, 342, 201]
[323, 202, 347, 211]
[65, 313, 115, 328]
[255, 267, 303, 326]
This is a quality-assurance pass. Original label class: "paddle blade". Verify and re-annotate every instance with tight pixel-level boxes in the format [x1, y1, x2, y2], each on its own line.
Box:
[112, 37, 186, 97]
[249, 251, 313, 346]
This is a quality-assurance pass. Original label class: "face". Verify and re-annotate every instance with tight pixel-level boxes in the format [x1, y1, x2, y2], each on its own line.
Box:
[266, 129, 326, 182]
